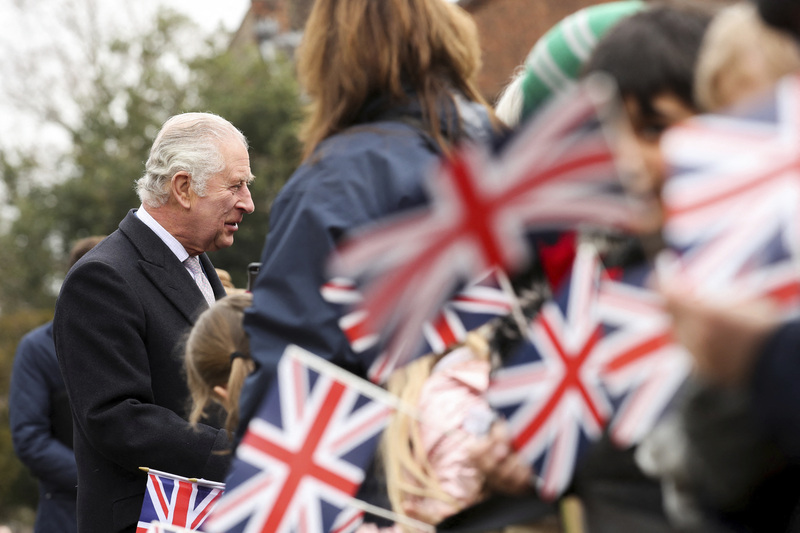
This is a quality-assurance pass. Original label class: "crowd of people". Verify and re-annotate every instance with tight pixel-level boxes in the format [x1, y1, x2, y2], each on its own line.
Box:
[10, 0, 800, 532]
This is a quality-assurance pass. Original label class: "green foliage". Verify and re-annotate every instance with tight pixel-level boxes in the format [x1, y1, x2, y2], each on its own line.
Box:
[0, 9, 302, 304]
[191, 48, 303, 286]
[0, 5, 303, 522]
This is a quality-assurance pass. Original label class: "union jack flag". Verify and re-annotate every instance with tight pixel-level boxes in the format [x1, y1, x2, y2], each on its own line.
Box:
[135, 468, 224, 533]
[487, 244, 610, 500]
[660, 73, 800, 310]
[330, 76, 639, 384]
[595, 266, 691, 446]
[203, 345, 395, 533]
[487, 244, 690, 499]
[321, 269, 513, 382]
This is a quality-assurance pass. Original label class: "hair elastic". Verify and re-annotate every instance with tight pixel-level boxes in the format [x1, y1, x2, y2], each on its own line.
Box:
[230, 351, 248, 363]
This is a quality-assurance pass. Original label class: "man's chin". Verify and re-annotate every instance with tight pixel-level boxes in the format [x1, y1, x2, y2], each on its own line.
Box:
[212, 236, 236, 251]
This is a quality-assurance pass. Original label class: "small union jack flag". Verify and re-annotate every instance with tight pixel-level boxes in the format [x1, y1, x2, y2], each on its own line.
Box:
[594, 266, 691, 446]
[321, 269, 513, 382]
[135, 468, 224, 533]
[328, 506, 364, 533]
[203, 345, 395, 533]
[487, 245, 690, 499]
[487, 244, 611, 500]
[660, 73, 800, 310]
[330, 76, 639, 384]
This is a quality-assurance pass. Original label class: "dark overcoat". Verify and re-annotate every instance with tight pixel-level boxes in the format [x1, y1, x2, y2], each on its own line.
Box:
[54, 209, 231, 533]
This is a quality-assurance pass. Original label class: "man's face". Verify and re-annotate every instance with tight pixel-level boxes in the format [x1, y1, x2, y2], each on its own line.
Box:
[185, 138, 255, 255]
[622, 91, 695, 233]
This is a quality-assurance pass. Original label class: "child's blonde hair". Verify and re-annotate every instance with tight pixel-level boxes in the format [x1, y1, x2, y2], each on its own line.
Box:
[695, 2, 800, 111]
[185, 293, 254, 435]
[380, 332, 490, 528]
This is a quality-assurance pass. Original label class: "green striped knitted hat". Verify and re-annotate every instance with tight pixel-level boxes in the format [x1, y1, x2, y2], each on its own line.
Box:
[520, 0, 645, 120]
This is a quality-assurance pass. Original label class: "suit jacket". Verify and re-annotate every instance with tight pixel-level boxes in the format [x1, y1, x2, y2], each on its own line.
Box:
[53, 209, 231, 533]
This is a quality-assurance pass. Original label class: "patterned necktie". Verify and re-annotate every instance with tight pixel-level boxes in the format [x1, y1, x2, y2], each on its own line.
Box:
[184, 256, 215, 306]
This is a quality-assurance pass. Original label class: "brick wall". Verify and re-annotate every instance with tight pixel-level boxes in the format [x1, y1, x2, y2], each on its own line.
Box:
[232, 0, 627, 102]
[461, 0, 611, 103]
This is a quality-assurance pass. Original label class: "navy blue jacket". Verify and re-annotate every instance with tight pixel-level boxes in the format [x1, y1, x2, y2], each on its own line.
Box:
[10, 321, 78, 533]
[240, 97, 494, 432]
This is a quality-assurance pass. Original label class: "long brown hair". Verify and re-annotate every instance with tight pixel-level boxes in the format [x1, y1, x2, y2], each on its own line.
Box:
[297, 0, 492, 159]
[185, 293, 255, 435]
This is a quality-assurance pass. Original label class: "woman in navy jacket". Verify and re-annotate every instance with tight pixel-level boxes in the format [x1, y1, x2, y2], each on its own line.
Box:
[238, 2, 499, 521]
[240, 0, 498, 430]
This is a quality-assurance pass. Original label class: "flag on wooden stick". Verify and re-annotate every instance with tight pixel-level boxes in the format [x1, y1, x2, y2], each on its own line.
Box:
[136, 468, 224, 533]
[488, 244, 690, 500]
[204, 345, 399, 533]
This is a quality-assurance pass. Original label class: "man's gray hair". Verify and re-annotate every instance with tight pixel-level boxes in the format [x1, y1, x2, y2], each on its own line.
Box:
[136, 112, 249, 207]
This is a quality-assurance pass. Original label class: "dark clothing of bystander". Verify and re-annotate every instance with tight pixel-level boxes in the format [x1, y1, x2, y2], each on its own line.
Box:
[10, 321, 78, 533]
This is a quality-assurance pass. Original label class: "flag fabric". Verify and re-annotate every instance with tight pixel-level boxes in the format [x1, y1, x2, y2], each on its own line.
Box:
[321, 269, 513, 381]
[203, 345, 395, 533]
[330, 76, 638, 384]
[487, 244, 610, 500]
[135, 469, 224, 533]
[328, 507, 364, 533]
[660, 73, 800, 310]
[487, 244, 690, 500]
[594, 265, 692, 446]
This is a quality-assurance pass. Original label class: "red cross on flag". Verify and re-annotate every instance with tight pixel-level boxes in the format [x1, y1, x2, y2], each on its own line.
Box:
[330, 75, 639, 383]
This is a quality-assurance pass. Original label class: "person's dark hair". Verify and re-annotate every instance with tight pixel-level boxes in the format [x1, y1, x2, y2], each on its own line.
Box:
[757, 0, 800, 38]
[68, 235, 105, 269]
[582, 3, 714, 117]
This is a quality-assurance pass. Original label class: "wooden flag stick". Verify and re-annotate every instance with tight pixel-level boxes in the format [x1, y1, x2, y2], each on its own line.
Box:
[138, 467, 226, 490]
[495, 268, 532, 337]
[346, 496, 435, 533]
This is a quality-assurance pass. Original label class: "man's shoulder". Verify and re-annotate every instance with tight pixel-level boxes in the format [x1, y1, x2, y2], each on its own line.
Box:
[74, 213, 164, 269]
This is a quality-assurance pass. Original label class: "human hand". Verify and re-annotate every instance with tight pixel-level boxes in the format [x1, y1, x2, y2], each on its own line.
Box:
[660, 283, 780, 387]
[468, 419, 535, 495]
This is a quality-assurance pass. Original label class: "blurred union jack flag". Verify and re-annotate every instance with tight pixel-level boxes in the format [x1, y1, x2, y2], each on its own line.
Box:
[488, 245, 690, 499]
[203, 345, 395, 533]
[660, 73, 800, 309]
[321, 269, 513, 382]
[595, 266, 691, 446]
[487, 244, 610, 500]
[135, 468, 224, 533]
[330, 76, 638, 384]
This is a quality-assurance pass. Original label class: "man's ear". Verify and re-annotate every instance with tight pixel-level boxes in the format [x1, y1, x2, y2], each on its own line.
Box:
[171, 171, 193, 209]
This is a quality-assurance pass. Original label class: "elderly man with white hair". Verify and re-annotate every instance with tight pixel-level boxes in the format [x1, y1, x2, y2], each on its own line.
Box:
[54, 112, 255, 533]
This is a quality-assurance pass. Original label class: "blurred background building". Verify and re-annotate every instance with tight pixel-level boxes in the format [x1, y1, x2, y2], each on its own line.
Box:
[230, 0, 606, 102]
